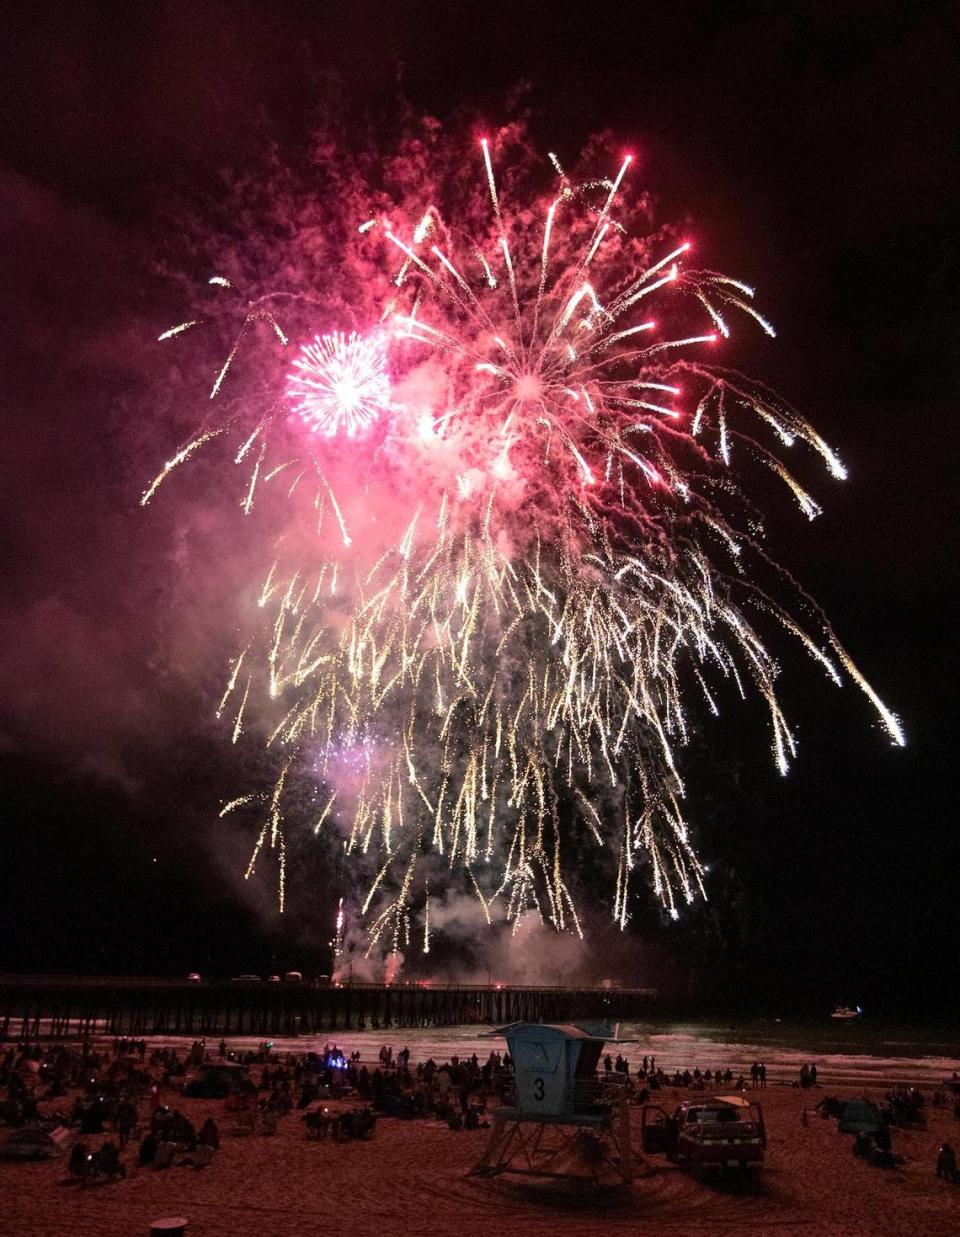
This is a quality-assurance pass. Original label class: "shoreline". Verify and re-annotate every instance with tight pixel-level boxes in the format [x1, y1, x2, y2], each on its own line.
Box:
[17, 1023, 953, 1091]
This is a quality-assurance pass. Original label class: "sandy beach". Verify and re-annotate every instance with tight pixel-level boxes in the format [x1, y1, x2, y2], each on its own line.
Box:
[2, 1035, 958, 1237]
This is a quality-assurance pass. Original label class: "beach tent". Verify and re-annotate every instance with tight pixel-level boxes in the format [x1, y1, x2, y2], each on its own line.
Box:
[183, 1061, 247, 1098]
[838, 1098, 883, 1135]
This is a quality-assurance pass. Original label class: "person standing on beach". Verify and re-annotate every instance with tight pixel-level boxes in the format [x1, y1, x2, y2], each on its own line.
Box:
[810, 1064, 818, 1087]
[936, 1142, 957, 1181]
[759, 1063, 767, 1087]
[116, 1098, 136, 1149]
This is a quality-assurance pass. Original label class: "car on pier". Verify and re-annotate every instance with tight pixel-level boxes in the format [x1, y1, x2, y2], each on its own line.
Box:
[641, 1095, 767, 1172]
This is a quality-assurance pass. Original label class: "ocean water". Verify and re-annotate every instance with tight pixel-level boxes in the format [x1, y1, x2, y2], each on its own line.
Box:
[136, 1017, 960, 1089]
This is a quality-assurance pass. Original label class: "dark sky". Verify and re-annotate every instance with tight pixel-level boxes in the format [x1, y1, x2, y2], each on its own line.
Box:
[1, 1, 957, 1013]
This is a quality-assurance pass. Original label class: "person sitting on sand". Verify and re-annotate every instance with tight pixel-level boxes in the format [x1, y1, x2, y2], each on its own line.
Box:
[68, 1142, 91, 1178]
[138, 1132, 158, 1166]
[173, 1110, 197, 1149]
[191, 1141, 215, 1168]
[869, 1143, 900, 1169]
[199, 1117, 220, 1150]
[153, 1140, 177, 1170]
[936, 1142, 957, 1181]
[94, 1140, 125, 1180]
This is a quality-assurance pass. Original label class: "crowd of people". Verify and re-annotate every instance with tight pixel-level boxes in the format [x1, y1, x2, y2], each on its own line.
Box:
[350, 1047, 503, 1129]
[2, 1034, 959, 1185]
[0, 1039, 222, 1179]
[0, 1035, 509, 1175]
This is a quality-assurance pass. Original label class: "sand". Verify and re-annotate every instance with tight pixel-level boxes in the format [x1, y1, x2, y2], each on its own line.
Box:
[1, 1063, 958, 1236]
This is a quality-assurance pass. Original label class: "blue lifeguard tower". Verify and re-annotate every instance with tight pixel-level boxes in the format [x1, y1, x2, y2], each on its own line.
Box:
[472, 1021, 633, 1186]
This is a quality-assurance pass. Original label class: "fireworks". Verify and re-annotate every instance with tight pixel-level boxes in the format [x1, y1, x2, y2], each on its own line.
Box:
[149, 128, 903, 961]
[287, 331, 391, 438]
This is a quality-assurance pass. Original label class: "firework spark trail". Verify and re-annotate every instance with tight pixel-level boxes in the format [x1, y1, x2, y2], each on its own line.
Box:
[150, 130, 903, 958]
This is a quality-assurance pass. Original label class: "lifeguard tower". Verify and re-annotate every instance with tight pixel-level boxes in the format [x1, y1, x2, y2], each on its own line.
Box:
[472, 1021, 633, 1188]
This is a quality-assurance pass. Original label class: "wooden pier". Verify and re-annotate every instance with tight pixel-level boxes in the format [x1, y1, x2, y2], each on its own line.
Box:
[0, 975, 656, 1040]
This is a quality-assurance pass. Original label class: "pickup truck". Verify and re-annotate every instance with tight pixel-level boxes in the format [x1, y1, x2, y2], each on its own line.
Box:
[641, 1094, 766, 1172]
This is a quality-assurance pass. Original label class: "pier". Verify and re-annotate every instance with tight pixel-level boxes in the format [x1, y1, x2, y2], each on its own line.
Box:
[0, 974, 656, 1040]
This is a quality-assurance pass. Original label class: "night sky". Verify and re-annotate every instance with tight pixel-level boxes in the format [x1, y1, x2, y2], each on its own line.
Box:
[1, 1, 956, 1016]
